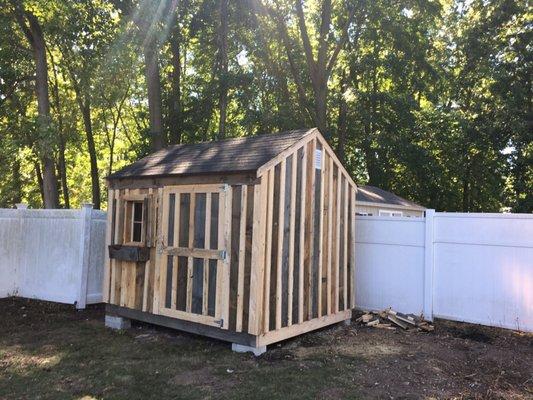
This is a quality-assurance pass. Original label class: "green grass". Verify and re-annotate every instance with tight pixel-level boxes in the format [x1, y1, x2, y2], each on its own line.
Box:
[2, 298, 531, 399]
[0, 299, 362, 399]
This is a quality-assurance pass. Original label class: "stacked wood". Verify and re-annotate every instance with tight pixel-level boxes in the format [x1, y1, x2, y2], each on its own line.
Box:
[355, 309, 434, 332]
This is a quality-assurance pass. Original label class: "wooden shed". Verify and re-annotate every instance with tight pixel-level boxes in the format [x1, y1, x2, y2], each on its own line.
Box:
[103, 128, 357, 354]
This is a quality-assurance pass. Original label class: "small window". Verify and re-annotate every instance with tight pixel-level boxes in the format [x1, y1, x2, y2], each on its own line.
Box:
[128, 201, 144, 243]
[378, 210, 403, 217]
[132, 202, 143, 242]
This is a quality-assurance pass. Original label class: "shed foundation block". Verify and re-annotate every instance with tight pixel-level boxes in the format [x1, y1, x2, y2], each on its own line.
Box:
[105, 315, 131, 330]
[343, 318, 352, 326]
[231, 343, 267, 356]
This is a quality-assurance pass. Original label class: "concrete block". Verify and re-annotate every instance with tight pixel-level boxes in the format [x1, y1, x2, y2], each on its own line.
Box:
[231, 343, 267, 356]
[105, 315, 131, 330]
[342, 318, 352, 326]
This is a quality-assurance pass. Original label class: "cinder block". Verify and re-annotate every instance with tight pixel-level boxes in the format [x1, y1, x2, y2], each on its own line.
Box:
[105, 315, 131, 330]
[342, 318, 352, 326]
[231, 343, 267, 356]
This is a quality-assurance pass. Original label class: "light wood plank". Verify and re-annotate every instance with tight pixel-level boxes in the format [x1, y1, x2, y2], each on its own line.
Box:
[306, 139, 316, 320]
[327, 156, 334, 315]
[159, 189, 171, 311]
[248, 178, 267, 335]
[335, 167, 341, 313]
[103, 189, 114, 303]
[166, 247, 225, 259]
[350, 187, 356, 308]
[257, 310, 352, 347]
[317, 146, 325, 317]
[159, 306, 221, 327]
[236, 185, 248, 332]
[287, 153, 297, 326]
[142, 259, 150, 312]
[263, 170, 275, 332]
[256, 128, 316, 176]
[298, 146, 307, 324]
[186, 193, 196, 313]
[276, 160, 286, 330]
[343, 176, 349, 310]
[153, 188, 164, 313]
[203, 193, 212, 316]
[221, 185, 232, 329]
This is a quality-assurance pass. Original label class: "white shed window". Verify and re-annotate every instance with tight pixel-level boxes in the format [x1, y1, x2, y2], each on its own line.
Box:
[378, 209, 403, 217]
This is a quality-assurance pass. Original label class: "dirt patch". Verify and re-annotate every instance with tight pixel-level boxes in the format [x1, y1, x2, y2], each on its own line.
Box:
[1, 297, 532, 399]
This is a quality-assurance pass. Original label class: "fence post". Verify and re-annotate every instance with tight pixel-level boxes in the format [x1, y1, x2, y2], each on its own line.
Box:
[77, 203, 93, 309]
[423, 209, 435, 321]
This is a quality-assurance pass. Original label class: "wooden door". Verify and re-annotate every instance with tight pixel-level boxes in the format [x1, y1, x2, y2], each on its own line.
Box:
[158, 184, 232, 329]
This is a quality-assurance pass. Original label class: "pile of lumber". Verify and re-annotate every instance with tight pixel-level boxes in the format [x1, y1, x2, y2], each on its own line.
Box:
[356, 309, 434, 332]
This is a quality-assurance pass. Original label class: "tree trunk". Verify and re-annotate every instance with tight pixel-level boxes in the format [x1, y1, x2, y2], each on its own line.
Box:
[49, 50, 70, 208]
[217, 0, 229, 139]
[169, 20, 182, 144]
[80, 99, 101, 209]
[13, 5, 60, 208]
[145, 41, 164, 150]
[336, 70, 348, 162]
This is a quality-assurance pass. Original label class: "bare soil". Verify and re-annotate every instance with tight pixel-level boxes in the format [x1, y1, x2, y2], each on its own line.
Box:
[0, 298, 531, 399]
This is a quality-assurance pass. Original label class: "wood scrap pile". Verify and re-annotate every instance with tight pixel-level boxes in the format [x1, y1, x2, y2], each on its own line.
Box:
[356, 309, 434, 332]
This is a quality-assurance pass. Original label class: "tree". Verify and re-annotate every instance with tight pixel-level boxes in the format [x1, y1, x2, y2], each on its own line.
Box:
[11, 1, 60, 208]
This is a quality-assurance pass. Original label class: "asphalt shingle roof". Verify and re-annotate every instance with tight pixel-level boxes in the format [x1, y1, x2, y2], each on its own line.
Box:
[356, 185, 425, 210]
[108, 128, 315, 180]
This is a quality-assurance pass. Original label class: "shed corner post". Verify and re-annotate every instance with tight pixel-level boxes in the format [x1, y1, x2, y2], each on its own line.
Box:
[77, 203, 93, 310]
[423, 209, 436, 321]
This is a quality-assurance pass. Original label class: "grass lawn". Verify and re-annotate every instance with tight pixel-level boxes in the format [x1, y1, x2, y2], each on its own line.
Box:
[1, 298, 531, 399]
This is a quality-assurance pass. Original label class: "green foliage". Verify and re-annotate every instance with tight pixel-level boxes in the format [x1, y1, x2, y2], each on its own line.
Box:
[0, 0, 530, 211]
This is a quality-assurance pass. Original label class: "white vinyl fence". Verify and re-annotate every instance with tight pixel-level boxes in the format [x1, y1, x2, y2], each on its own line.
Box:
[355, 211, 533, 332]
[1, 203, 531, 332]
[0, 204, 106, 308]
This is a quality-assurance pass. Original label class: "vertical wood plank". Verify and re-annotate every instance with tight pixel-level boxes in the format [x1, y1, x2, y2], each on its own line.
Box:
[335, 167, 341, 313]
[158, 189, 170, 312]
[305, 139, 316, 320]
[111, 190, 123, 305]
[275, 160, 286, 330]
[343, 177, 349, 310]
[153, 188, 164, 313]
[317, 146, 325, 317]
[298, 146, 307, 324]
[327, 157, 334, 315]
[171, 193, 180, 309]
[103, 189, 114, 303]
[235, 185, 248, 332]
[203, 193, 212, 315]
[186, 193, 196, 313]
[263, 170, 274, 332]
[222, 186, 232, 329]
[248, 178, 267, 335]
[287, 153, 297, 326]
[350, 187, 356, 308]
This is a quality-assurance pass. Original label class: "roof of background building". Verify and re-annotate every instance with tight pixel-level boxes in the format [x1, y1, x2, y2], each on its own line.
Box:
[356, 185, 425, 210]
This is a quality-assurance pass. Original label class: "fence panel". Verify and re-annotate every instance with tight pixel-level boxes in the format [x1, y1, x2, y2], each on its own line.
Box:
[355, 212, 533, 332]
[433, 213, 533, 331]
[0, 205, 106, 307]
[355, 216, 425, 315]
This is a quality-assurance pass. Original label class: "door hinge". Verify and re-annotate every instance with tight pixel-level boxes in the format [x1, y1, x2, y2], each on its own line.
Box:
[214, 319, 224, 328]
[220, 250, 227, 260]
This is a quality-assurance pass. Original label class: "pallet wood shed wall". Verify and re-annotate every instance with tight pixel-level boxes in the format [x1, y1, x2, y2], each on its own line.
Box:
[103, 128, 357, 348]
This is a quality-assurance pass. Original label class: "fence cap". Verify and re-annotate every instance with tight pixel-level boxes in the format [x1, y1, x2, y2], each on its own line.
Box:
[81, 203, 94, 209]
[15, 203, 28, 209]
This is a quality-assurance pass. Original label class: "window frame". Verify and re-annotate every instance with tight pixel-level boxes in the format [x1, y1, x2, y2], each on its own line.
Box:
[123, 199, 146, 246]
